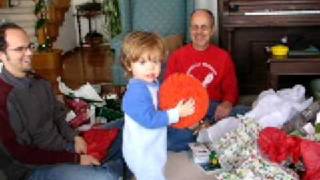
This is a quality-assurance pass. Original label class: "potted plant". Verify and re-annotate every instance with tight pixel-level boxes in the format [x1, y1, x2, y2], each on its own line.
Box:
[32, 0, 64, 70]
[103, 0, 121, 40]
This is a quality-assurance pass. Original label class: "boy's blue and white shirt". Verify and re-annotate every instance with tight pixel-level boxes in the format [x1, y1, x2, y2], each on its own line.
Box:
[122, 78, 179, 180]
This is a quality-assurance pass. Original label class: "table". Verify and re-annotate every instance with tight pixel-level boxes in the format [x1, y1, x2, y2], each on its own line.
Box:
[268, 57, 320, 89]
[75, 4, 103, 47]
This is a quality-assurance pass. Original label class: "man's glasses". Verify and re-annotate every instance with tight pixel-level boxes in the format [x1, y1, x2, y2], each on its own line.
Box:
[191, 25, 211, 32]
[6, 43, 36, 53]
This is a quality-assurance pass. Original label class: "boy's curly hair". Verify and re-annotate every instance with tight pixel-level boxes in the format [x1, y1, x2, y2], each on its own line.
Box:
[121, 31, 165, 77]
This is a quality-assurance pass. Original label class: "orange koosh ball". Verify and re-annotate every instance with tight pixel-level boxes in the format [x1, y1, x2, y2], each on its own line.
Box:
[159, 73, 209, 129]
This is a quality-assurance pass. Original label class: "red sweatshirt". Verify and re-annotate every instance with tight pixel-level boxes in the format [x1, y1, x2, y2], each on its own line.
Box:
[165, 44, 239, 105]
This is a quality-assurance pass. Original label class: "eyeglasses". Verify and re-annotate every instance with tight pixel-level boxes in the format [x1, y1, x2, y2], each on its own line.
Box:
[6, 43, 36, 53]
[191, 25, 211, 32]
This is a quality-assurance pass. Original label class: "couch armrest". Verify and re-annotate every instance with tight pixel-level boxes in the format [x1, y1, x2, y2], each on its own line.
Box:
[110, 32, 127, 50]
[163, 34, 183, 63]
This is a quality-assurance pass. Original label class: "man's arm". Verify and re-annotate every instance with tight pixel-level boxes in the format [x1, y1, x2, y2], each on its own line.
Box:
[52, 99, 78, 141]
[214, 101, 233, 121]
[0, 86, 79, 164]
[0, 108, 79, 165]
[215, 54, 239, 120]
[221, 54, 239, 105]
[48, 83, 78, 142]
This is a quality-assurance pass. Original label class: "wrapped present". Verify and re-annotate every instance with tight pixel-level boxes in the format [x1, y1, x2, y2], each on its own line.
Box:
[212, 118, 262, 170]
[216, 155, 299, 180]
[65, 98, 91, 129]
[58, 78, 124, 126]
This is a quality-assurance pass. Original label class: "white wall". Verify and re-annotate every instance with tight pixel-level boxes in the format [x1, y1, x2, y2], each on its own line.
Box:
[195, 0, 219, 43]
[54, 0, 105, 52]
[54, 8, 78, 53]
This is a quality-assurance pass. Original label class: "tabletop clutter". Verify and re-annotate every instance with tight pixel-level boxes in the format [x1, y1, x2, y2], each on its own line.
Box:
[57, 77, 123, 131]
[194, 85, 320, 180]
[57, 77, 122, 162]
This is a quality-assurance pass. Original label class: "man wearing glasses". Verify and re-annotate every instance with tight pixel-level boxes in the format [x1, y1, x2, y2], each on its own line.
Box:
[0, 23, 122, 180]
[165, 9, 250, 151]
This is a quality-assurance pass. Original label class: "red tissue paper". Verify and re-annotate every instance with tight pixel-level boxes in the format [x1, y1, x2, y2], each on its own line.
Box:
[300, 140, 320, 180]
[159, 73, 209, 129]
[258, 127, 301, 163]
[258, 127, 320, 180]
[83, 128, 119, 162]
[66, 99, 90, 128]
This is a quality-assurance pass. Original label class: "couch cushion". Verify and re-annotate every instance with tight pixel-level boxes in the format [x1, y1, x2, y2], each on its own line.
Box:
[131, 0, 186, 36]
[162, 35, 183, 62]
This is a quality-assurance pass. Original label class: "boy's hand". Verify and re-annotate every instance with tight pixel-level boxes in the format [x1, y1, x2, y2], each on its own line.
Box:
[176, 98, 195, 118]
[74, 136, 87, 154]
[80, 154, 101, 166]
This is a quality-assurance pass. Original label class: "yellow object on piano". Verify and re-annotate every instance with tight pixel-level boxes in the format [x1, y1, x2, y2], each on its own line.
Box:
[271, 44, 289, 60]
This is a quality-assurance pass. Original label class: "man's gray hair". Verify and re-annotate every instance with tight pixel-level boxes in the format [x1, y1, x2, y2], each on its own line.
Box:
[191, 9, 215, 26]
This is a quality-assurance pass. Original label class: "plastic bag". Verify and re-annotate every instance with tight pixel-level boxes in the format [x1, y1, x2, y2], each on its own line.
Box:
[197, 117, 240, 144]
[246, 85, 312, 128]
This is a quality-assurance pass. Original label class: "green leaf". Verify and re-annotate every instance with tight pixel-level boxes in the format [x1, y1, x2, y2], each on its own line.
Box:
[34, 0, 45, 15]
[35, 18, 47, 29]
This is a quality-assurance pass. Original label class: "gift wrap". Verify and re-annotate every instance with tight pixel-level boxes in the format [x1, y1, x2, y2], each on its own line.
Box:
[212, 118, 261, 170]
[216, 155, 299, 180]
[211, 118, 298, 179]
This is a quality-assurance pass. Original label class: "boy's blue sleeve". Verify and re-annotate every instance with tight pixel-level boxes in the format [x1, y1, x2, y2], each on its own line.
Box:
[122, 82, 169, 129]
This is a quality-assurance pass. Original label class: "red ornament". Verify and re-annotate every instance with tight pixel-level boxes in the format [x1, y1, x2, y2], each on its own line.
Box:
[159, 73, 209, 129]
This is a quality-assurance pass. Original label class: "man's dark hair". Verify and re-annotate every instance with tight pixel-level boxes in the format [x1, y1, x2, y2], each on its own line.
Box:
[0, 22, 23, 52]
[191, 9, 215, 26]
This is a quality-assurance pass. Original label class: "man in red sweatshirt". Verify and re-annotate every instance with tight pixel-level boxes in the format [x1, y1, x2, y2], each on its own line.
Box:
[165, 9, 250, 122]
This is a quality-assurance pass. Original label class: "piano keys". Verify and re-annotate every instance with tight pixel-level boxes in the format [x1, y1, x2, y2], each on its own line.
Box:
[244, 10, 320, 16]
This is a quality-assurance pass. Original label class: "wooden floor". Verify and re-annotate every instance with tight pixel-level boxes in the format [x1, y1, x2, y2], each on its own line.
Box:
[34, 46, 114, 94]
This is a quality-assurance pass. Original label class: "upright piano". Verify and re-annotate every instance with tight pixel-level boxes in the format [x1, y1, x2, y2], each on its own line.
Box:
[218, 0, 320, 94]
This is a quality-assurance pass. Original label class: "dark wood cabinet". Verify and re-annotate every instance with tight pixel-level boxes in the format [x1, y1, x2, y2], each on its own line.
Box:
[218, 0, 320, 94]
[268, 58, 320, 90]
